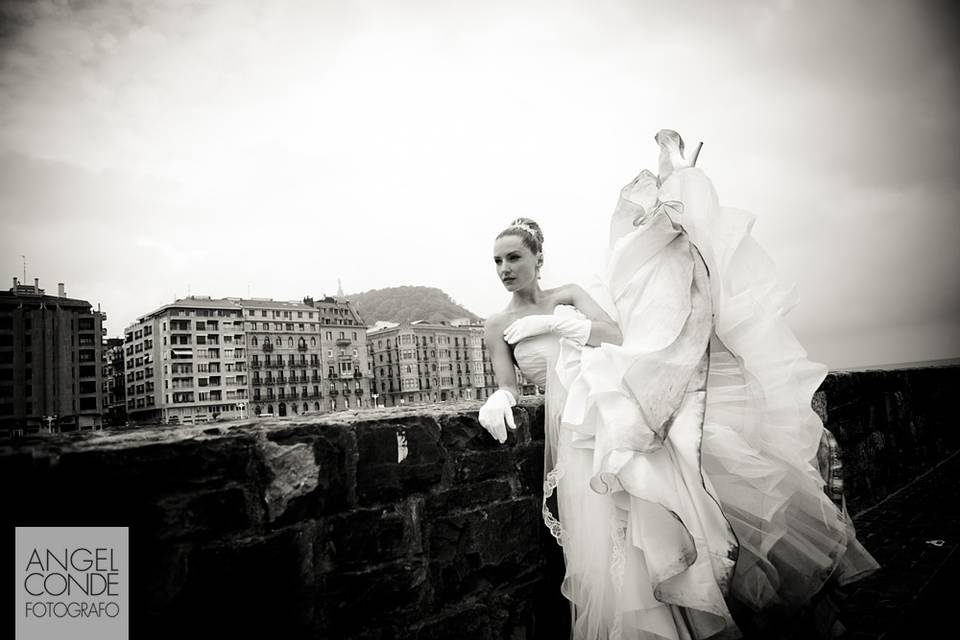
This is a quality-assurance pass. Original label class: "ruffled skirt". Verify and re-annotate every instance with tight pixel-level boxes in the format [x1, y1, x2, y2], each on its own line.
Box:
[541, 168, 878, 639]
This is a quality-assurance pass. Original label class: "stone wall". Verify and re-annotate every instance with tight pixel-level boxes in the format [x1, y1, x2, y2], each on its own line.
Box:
[816, 366, 959, 516]
[1, 365, 956, 638]
[1, 401, 565, 639]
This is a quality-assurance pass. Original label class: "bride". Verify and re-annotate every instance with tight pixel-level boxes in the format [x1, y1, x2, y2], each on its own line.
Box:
[479, 130, 878, 639]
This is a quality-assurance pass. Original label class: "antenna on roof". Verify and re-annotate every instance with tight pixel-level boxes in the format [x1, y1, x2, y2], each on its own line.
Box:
[21, 255, 26, 283]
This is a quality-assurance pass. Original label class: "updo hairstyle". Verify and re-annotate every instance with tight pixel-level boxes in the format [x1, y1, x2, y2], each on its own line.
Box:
[496, 217, 544, 255]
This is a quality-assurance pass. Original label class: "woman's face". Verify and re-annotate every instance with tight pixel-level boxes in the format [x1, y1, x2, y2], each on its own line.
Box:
[493, 234, 540, 292]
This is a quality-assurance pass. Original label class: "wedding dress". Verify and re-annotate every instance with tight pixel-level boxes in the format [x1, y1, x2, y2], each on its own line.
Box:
[512, 131, 878, 639]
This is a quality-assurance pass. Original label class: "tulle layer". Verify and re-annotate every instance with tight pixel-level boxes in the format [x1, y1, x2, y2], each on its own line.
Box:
[538, 168, 877, 639]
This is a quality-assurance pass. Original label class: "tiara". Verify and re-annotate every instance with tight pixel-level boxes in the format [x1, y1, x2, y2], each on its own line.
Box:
[506, 221, 540, 241]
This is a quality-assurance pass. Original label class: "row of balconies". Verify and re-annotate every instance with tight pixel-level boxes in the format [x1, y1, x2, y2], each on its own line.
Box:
[253, 375, 323, 386]
[253, 391, 326, 401]
[251, 361, 321, 369]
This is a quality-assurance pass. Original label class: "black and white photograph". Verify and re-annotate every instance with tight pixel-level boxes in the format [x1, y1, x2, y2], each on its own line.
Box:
[1, 1, 958, 638]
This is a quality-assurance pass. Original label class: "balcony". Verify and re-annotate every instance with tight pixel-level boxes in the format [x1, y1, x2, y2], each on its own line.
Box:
[262, 343, 274, 352]
[251, 362, 262, 369]
[297, 344, 308, 352]
[336, 338, 351, 347]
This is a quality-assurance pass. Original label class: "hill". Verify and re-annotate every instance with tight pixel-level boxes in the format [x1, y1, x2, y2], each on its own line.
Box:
[345, 286, 482, 326]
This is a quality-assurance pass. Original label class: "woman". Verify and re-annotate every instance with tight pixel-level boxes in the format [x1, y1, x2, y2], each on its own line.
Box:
[479, 130, 878, 639]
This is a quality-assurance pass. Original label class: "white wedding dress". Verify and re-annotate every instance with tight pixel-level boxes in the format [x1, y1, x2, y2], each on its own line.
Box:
[512, 132, 878, 639]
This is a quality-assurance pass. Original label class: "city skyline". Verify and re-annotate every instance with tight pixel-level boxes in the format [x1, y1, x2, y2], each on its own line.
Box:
[1, 0, 958, 370]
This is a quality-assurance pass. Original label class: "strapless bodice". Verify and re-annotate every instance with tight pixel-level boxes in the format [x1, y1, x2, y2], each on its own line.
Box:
[511, 305, 583, 387]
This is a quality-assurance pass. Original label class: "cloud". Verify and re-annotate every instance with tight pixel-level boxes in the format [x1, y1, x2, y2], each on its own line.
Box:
[1, 0, 958, 368]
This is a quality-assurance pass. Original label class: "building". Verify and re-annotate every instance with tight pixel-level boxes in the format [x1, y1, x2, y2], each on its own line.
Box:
[102, 337, 126, 427]
[124, 297, 246, 425]
[0, 278, 105, 435]
[366, 319, 499, 407]
[306, 295, 372, 413]
[123, 293, 372, 425]
[241, 295, 371, 417]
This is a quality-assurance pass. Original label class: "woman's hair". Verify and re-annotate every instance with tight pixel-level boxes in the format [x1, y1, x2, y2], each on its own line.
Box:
[496, 217, 544, 255]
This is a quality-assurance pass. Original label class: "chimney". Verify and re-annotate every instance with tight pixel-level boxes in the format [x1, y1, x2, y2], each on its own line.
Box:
[12, 277, 18, 288]
[58, 283, 65, 298]
[34, 278, 39, 293]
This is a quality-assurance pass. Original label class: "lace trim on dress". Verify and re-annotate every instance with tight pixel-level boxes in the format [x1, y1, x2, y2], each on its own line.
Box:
[609, 514, 627, 640]
[542, 453, 567, 546]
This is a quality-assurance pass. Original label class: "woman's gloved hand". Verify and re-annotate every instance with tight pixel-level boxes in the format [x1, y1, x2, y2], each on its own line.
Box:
[479, 389, 517, 443]
[503, 314, 591, 347]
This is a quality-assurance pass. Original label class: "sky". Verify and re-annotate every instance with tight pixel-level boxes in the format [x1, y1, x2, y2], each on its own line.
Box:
[1, 0, 958, 369]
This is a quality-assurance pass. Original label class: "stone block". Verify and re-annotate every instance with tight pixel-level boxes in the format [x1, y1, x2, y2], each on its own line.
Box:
[320, 559, 429, 636]
[425, 479, 513, 516]
[323, 500, 422, 570]
[456, 449, 517, 484]
[154, 484, 259, 541]
[427, 498, 544, 604]
[259, 424, 358, 525]
[156, 522, 317, 639]
[439, 412, 519, 451]
[357, 417, 446, 505]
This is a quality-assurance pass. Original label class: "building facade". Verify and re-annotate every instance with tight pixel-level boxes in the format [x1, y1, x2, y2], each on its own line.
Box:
[123, 294, 372, 425]
[124, 297, 247, 425]
[366, 319, 500, 408]
[102, 336, 127, 427]
[0, 278, 105, 435]
[307, 295, 372, 413]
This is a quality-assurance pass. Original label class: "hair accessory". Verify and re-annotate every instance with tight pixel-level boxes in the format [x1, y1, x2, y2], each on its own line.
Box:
[506, 221, 541, 243]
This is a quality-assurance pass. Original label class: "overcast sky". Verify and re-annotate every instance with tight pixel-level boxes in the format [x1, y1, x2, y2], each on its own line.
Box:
[1, 0, 957, 369]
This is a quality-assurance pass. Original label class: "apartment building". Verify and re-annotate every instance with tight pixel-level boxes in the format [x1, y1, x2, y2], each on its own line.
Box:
[124, 294, 371, 425]
[366, 319, 497, 408]
[124, 297, 247, 425]
[307, 295, 372, 412]
[102, 336, 126, 427]
[0, 278, 105, 434]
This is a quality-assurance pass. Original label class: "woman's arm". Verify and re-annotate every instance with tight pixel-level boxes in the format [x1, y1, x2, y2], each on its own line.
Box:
[559, 284, 622, 347]
[484, 314, 522, 399]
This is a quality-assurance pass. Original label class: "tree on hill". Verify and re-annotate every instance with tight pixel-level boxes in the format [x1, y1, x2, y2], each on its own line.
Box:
[345, 286, 482, 325]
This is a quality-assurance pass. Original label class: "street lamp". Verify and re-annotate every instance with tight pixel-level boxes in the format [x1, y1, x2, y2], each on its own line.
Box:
[371, 393, 379, 408]
[237, 401, 247, 420]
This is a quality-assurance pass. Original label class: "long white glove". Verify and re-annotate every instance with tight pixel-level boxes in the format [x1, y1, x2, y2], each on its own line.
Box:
[478, 389, 517, 443]
[503, 314, 591, 347]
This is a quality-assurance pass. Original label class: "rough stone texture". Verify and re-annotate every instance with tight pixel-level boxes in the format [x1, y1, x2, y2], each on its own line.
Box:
[0, 368, 954, 639]
[819, 366, 959, 516]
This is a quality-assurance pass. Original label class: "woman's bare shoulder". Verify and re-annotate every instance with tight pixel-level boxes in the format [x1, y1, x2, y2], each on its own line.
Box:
[484, 311, 512, 333]
[545, 283, 582, 307]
